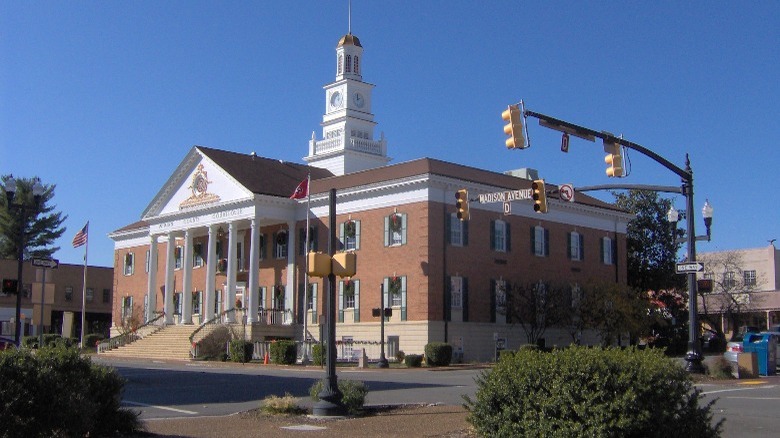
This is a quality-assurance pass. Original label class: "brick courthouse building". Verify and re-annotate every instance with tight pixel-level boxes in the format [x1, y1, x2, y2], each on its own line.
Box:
[109, 31, 631, 361]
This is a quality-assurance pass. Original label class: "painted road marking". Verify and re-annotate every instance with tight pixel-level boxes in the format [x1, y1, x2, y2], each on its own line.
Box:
[123, 400, 199, 415]
[701, 386, 773, 395]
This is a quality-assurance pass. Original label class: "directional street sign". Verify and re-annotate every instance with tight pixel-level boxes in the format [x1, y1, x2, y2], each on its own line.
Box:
[675, 262, 704, 274]
[32, 258, 59, 269]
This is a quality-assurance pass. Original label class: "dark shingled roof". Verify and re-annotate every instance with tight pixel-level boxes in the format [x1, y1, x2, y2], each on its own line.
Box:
[197, 146, 333, 197]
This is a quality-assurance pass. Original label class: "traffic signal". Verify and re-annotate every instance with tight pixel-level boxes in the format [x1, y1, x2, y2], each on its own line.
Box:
[455, 189, 470, 221]
[501, 104, 525, 149]
[604, 141, 624, 177]
[532, 179, 547, 213]
[2, 278, 18, 294]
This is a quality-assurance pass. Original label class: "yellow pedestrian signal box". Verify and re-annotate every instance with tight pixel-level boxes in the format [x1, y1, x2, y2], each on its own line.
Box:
[532, 179, 548, 213]
[502, 104, 525, 149]
[332, 252, 357, 277]
[307, 252, 332, 277]
[455, 189, 470, 221]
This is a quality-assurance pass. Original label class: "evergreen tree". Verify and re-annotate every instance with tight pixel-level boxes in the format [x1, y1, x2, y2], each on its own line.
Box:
[1, 175, 67, 259]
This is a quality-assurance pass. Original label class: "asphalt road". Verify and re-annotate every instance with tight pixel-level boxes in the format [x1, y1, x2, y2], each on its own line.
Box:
[95, 357, 780, 437]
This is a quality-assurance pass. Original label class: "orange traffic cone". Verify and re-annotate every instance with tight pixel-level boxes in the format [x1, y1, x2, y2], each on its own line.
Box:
[263, 351, 269, 365]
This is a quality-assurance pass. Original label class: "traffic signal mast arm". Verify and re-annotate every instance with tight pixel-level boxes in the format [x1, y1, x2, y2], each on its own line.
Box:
[523, 109, 690, 182]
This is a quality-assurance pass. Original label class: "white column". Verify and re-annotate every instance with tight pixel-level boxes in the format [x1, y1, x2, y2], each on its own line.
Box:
[146, 235, 158, 323]
[204, 224, 217, 322]
[226, 221, 238, 323]
[247, 219, 260, 324]
[285, 220, 296, 324]
[181, 229, 194, 324]
[164, 232, 176, 325]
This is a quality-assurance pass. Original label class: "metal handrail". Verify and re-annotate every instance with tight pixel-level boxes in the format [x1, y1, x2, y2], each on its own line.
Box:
[189, 308, 238, 358]
[97, 312, 165, 353]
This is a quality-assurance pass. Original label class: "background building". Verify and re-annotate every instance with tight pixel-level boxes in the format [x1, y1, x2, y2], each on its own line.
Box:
[0, 259, 113, 340]
[107, 30, 631, 361]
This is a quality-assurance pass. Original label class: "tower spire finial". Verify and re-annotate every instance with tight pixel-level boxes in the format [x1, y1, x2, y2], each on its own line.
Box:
[348, 0, 352, 34]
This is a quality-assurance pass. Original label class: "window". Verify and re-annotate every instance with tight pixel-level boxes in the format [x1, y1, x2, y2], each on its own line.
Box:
[491, 220, 511, 252]
[193, 243, 204, 268]
[174, 246, 182, 270]
[299, 226, 319, 255]
[724, 271, 736, 289]
[601, 237, 615, 265]
[124, 253, 134, 276]
[102, 288, 111, 304]
[259, 234, 267, 260]
[342, 335, 354, 360]
[86, 288, 94, 302]
[273, 285, 285, 309]
[307, 283, 318, 324]
[492, 279, 507, 322]
[145, 249, 150, 273]
[532, 226, 548, 257]
[345, 54, 351, 73]
[569, 232, 584, 261]
[340, 220, 361, 251]
[236, 241, 244, 271]
[450, 276, 463, 308]
[353, 55, 359, 74]
[384, 213, 407, 247]
[344, 282, 356, 308]
[339, 280, 360, 323]
[174, 292, 182, 315]
[65, 286, 73, 302]
[744, 270, 757, 287]
[337, 54, 343, 75]
[121, 296, 133, 320]
[274, 231, 288, 259]
[384, 276, 407, 320]
[192, 291, 202, 315]
[449, 214, 468, 247]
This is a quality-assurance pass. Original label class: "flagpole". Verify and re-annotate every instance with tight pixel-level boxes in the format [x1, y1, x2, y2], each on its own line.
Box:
[302, 172, 312, 363]
[79, 222, 89, 348]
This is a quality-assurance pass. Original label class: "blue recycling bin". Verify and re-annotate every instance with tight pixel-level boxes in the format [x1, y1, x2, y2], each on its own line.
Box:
[742, 333, 777, 376]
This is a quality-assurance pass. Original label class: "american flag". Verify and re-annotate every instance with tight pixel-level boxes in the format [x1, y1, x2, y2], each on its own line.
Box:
[72, 222, 88, 248]
[290, 178, 309, 200]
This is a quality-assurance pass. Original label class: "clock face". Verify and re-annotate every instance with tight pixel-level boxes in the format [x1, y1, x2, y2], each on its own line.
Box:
[353, 92, 365, 108]
[330, 91, 343, 109]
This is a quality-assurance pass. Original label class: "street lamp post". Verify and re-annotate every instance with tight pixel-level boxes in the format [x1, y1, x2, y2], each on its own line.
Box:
[2, 176, 44, 347]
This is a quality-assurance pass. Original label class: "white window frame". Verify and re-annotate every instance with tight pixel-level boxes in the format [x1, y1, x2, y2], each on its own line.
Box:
[494, 220, 507, 252]
[569, 232, 582, 261]
[602, 237, 614, 265]
[275, 232, 288, 259]
[450, 214, 464, 247]
[450, 276, 463, 308]
[495, 279, 507, 313]
[534, 226, 546, 257]
[124, 253, 134, 276]
[744, 270, 757, 287]
[174, 246, 183, 270]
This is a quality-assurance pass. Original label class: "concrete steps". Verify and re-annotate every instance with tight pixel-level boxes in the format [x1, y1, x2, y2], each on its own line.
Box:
[100, 325, 196, 360]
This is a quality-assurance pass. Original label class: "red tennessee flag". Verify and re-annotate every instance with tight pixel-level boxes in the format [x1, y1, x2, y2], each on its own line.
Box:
[290, 178, 309, 200]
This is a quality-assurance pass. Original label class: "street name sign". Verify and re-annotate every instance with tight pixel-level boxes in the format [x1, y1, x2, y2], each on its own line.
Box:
[32, 258, 59, 269]
[478, 188, 532, 204]
[675, 262, 704, 274]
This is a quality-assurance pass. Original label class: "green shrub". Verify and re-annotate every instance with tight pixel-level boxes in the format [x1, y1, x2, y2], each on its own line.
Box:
[309, 379, 369, 415]
[270, 340, 297, 365]
[261, 393, 305, 415]
[395, 350, 405, 363]
[312, 343, 326, 366]
[229, 339, 254, 363]
[464, 346, 722, 437]
[424, 342, 453, 366]
[404, 354, 423, 367]
[0, 345, 142, 437]
[84, 333, 105, 349]
[22, 336, 38, 349]
[707, 356, 734, 380]
[195, 325, 232, 361]
[498, 349, 515, 361]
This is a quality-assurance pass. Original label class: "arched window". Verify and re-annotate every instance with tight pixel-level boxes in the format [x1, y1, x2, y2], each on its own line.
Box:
[337, 54, 343, 75]
[345, 54, 352, 73]
[353, 56, 360, 74]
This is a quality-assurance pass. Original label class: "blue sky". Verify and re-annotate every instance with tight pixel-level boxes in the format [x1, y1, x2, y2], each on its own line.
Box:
[2, 2, 778, 268]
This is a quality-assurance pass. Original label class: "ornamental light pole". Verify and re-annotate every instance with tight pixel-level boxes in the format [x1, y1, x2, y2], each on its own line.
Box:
[2, 176, 44, 347]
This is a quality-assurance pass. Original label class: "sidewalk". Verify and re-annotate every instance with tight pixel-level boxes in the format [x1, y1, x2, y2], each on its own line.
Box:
[138, 404, 473, 438]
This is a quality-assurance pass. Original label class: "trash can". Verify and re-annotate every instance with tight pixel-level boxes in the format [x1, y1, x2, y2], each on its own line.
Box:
[743, 333, 777, 376]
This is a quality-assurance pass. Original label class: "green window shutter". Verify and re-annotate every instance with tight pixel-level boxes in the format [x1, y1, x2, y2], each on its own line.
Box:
[272, 232, 277, 257]
[462, 277, 469, 322]
[383, 277, 390, 322]
[401, 214, 408, 245]
[299, 228, 306, 255]
[463, 220, 469, 246]
[311, 285, 318, 324]
[600, 238, 606, 264]
[445, 214, 452, 245]
[490, 221, 496, 250]
[612, 238, 618, 265]
[444, 276, 451, 321]
[530, 226, 536, 254]
[384, 216, 390, 247]
[355, 220, 361, 250]
[579, 234, 585, 260]
[259, 234, 266, 260]
[338, 282, 344, 323]
[567, 232, 572, 259]
[401, 276, 407, 321]
[506, 222, 511, 252]
[490, 279, 496, 323]
[353, 281, 360, 322]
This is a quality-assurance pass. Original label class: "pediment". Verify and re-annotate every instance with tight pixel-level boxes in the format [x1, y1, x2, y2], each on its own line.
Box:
[141, 147, 253, 220]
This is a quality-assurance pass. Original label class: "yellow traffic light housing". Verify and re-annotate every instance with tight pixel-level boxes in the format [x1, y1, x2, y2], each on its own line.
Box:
[455, 189, 470, 221]
[307, 252, 332, 277]
[532, 179, 548, 213]
[332, 252, 357, 277]
[604, 141, 624, 177]
[501, 104, 525, 149]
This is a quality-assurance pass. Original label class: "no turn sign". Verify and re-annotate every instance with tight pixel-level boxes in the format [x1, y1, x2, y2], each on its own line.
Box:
[559, 184, 575, 202]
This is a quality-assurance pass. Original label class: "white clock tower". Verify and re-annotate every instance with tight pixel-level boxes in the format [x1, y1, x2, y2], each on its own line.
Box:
[305, 32, 390, 176]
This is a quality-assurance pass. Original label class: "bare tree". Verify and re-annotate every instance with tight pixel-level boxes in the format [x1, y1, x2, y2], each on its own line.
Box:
[505, 281, 567, 345]
[698, 251, 765, 338]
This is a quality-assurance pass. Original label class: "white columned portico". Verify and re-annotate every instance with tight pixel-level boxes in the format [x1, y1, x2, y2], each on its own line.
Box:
[205, 224, 217, 322]
[164, 232, 176, 325]
[146, 234, 158, 322]
[225, 222, 238, 323]
[247, 218, 260, 323]
[181, 229, 194, 324]
[286, 220, 296, 324]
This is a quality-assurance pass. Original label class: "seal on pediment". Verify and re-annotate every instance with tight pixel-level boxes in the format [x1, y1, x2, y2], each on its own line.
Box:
[180, 164, 220, 209]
